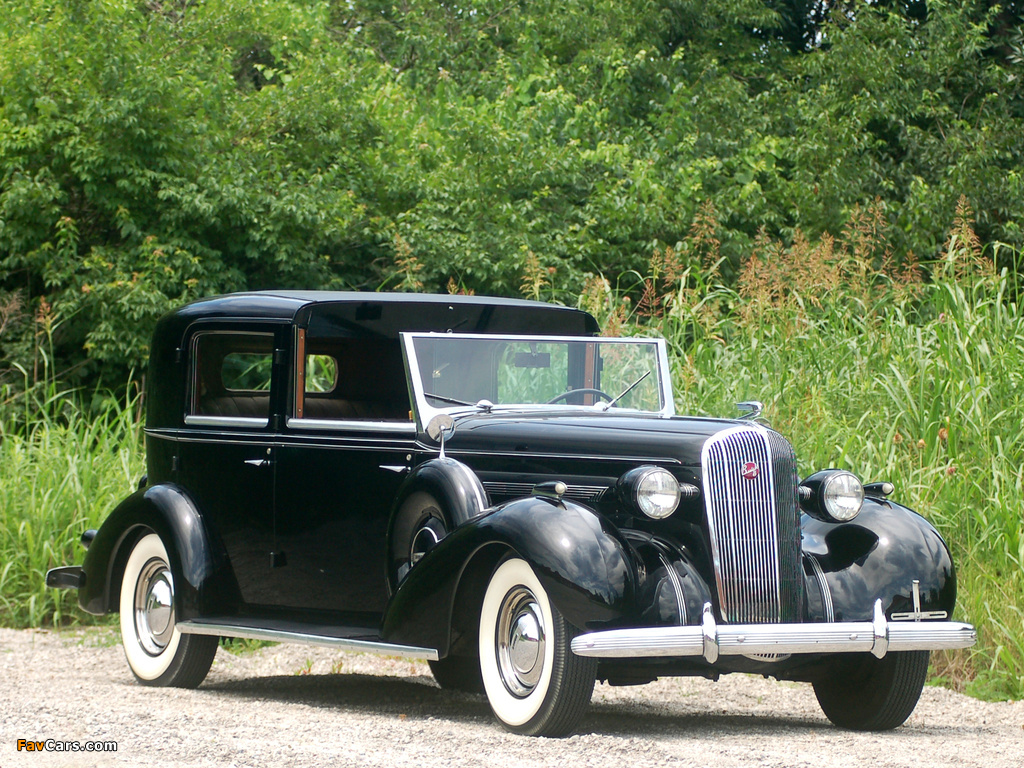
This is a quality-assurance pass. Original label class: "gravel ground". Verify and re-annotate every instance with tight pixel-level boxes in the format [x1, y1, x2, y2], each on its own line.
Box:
[2, 626, 1021, 768]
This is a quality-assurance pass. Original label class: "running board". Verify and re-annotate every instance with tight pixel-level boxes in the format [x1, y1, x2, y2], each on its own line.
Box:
[177, 620, 439, 661]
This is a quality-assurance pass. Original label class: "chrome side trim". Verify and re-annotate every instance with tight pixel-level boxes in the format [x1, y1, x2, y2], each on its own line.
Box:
[184, 415, 269, 429]
[570, 600, 977, 660]
[483, 480, 607, 502]
[650, 548, 687, 627]
[177, 621, 439, 661]
[449, 448, 681, 466]
[286, 418, 417, 434]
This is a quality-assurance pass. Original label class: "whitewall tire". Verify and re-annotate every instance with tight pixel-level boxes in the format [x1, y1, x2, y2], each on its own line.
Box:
[478, 558, 596, 736]
[118, 532, 216, 687]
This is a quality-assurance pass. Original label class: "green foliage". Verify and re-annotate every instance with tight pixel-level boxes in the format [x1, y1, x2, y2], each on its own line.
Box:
[1, 196, 1022, 699]
[2, 0, 1022, 385]
[1, 0, 1022, 697]
[0, 385, 144, 626]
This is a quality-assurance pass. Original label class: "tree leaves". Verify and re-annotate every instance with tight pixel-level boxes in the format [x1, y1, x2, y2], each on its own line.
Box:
[1, 0, 1021, 385]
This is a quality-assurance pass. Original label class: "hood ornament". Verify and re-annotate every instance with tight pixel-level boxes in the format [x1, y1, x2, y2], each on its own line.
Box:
[736, 401, 765, 423]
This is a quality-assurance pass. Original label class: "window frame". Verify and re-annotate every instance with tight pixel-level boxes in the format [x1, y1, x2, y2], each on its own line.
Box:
[287, 327, 416, 435]
[184, 329, 277, 429]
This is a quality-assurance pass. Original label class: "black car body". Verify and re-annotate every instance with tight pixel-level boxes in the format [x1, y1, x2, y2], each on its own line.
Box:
[48, 291, 976, 736]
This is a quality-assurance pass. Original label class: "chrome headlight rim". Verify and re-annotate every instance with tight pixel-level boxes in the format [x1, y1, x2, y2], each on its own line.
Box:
[800, 469, 864, 523]
[619, 466, 681, 520]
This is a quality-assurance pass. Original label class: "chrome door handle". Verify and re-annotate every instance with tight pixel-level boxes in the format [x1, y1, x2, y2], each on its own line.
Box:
[243, 458, 272, 467]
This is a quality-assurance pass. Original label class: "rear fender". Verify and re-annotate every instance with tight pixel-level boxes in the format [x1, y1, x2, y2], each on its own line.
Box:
[382, 496, 638, 655]
[79, 484, 239, 618]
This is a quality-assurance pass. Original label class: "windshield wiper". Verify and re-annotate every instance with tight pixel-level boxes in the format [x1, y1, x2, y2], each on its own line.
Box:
[424, 392, 475, 407]
[603, 370, 651, 409]
[423, 392, 497, 412]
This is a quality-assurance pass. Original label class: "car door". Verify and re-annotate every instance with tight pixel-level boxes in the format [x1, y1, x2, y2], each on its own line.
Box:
[270, 331, 416, 622]
[176, 324, 287, 609]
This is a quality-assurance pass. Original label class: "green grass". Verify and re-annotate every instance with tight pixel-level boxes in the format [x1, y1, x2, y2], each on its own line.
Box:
[0, 384, 145, 626]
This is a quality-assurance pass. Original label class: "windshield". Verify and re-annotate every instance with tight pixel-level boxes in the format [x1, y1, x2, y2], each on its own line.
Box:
[403, 333, 673, 424]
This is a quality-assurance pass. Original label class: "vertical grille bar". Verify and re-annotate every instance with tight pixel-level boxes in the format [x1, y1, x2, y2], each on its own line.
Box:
[701, 426, 802, 624]
[767, 430, 802, 621]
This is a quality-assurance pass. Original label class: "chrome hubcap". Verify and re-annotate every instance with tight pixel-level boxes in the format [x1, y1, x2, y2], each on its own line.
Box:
[134, 558, 174, 656]
[496, 587, 545, 698]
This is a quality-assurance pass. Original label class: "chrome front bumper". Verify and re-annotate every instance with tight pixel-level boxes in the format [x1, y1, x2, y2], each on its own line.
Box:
[571, 601, 977, 663]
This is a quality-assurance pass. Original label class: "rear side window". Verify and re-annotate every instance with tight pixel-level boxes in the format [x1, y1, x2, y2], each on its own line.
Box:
[221, 352, 274, 392]
[189, 332, 274, 424]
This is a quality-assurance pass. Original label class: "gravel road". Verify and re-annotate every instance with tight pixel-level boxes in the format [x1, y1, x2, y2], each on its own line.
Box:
[2, 626, 1021, 768]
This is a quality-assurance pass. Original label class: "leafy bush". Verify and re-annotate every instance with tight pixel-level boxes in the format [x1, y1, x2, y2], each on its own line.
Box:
[2, 1, 1022, 384]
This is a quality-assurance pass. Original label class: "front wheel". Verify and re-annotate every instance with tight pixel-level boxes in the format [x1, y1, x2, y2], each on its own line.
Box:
[813, 650, 929, 730]
[478, 558, 596, 737]
[118, 532, 217, 687]
[389, 492, 449, 586]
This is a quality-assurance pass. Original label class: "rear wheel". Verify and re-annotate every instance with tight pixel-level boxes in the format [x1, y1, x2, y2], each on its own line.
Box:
[813, 650, 929, 730]
[118, 532, 217, 687]
[478, 558, 596, 737]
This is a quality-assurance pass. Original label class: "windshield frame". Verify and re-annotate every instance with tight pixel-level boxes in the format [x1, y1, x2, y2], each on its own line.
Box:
[401, 332, 675, 429]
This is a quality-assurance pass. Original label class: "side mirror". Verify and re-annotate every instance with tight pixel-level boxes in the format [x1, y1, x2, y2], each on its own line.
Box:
[426, 414, 456, 458]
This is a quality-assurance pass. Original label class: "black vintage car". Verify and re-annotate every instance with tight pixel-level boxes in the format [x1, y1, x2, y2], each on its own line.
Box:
[48, 291, 976, 736]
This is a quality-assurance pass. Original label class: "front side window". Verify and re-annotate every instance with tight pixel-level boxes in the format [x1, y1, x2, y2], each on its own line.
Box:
[189, 332, 274, 425]
[291, 331, 411, 426]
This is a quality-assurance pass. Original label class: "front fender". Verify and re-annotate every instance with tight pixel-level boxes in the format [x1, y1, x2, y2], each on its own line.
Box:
[801, 497, 956, 622]
[382, 496, 638, 655]
[384, 457, 490, 596]
[79, 484, 239, 619]
[393, 457, 489, 528]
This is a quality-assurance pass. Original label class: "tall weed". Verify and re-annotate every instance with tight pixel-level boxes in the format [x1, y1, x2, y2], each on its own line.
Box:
[0, 362, 144, 625]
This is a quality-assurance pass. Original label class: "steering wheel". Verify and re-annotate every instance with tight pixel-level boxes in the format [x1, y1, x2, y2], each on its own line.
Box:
[545, 388, 613, 405]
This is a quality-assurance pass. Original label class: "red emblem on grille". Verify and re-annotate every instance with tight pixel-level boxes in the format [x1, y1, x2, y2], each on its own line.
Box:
[741, 461, 760, 480]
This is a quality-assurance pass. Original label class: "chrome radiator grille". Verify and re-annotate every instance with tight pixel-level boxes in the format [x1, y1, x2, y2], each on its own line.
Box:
[701, 426, 802, 623]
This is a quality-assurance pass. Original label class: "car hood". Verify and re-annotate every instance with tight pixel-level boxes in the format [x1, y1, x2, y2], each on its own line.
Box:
[438, 411, 751, 468]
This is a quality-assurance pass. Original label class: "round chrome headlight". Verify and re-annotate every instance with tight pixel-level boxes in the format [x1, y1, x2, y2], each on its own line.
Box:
[634, 467, 681, 519]
[823, 471, 864, 521]
[800, 470, 864, 523]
